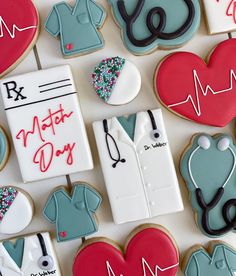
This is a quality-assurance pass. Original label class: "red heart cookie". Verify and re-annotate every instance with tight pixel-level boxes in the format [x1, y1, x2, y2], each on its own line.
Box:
[73, 224, 179, 276]
[0, 0, 39, 78]
[155, 39, 236, 127]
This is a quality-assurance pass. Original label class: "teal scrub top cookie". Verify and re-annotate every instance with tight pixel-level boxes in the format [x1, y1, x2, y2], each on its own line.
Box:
[45, 0, 107, 57]
[108, 0, 201, 55]
[43, 183, 102, 242]
[184, 243, 236, 276]
[181, 134, 236, 238]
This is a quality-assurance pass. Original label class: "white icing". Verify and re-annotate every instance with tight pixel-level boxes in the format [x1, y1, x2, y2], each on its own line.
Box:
[0, 16, 37, 39]
[0, 232, 61, 276]
[168, 69, 236, 117]
[198, 136, 211, 150]
[0, 65, 93, 182]
[203, 0, 236, 34]
[93, 109, 183, 224]
[0, 190, 33, 235]
[218, 138, 230, 151]
[107, 60, 141, 105]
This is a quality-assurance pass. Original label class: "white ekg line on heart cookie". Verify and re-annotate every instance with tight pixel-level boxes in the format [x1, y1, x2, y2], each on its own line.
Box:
[168, 69, 236, 116]
[0, 16, 37, 39]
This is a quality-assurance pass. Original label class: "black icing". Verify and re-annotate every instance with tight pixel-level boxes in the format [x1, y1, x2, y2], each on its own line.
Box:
[196, 188, 236, 236]
[117, 0, 195, 47]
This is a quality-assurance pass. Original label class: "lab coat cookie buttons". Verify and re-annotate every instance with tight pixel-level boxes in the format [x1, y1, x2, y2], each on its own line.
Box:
[93, 108, 183, 224]
[45, 0, 107, 58]
[181, 134, 236, 237]
[0, 0, 39, 78]
[0, 187, 34, 235]
[73, 224, 179, 276]
[0, 65, 93, 182]
[43, 183, 102, 242]
[182, 241, 236, 276]
[108, 0, 201, 55]
[0, 232, 61, 276]
[92, 57, 141, 105]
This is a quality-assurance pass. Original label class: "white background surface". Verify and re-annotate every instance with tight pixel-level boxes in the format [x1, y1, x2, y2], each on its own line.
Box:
[0, 0, 236, 275]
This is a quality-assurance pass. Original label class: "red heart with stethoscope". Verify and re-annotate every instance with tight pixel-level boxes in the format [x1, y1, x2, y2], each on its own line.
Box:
[73, 225, 179, 276]
[0, 0, 39, 78]
[155, 38, 236, 127]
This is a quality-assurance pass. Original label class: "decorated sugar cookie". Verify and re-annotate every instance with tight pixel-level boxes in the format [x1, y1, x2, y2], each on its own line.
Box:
[0, 186, 33, 235]
[73, 224, 179, 276]
[182, 241, 236, 276]
[0, 126, 10, 171]
[93, 109, 183, 224]
[155, 38, 236, 127]
[108, 0, 201, 55]
[0, 0, 39, 78]
[45, 0, 107, 58]
[0, 65, 93, 182]
[92, 57, 141, 105]
[203, 0, 236, 34]
[43, 183, 102, 242]
[181, 134, 236, 237]
[0, 232, 61, 275]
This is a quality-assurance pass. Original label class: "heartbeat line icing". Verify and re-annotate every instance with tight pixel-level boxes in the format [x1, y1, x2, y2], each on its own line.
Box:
[0, 16, 37, 39]
[168, 69, 236, 117]
[155, 38, 236, 127]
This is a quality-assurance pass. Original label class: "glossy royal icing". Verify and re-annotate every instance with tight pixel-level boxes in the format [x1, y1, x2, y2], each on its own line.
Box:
[181, 134, 236, 237]
[43, 183, 102, 242]
[183, 242, 236, 276]
[203, 0, 236, 34]
[0, 232, 61, 276]
[73, 224, 179, 276]
[92, 57, 141, 105]
[0, 187, 33, 235]
[0, 127, 10, 171]
[155, 39, 236, 127]
[0, 0, 39, 78]
[108, 0, 200, 55]
[45, 0, 106, 57]
[93, 109, 183, 224]
[0, 65, 93, 182]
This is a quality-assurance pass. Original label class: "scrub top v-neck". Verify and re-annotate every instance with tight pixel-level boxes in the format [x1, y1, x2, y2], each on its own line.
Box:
[117, 114, 137, 141]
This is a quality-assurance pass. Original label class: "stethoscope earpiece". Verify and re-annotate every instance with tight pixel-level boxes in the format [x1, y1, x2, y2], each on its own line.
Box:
[218, 138, 230, 152]
[198, 136, 211, 150]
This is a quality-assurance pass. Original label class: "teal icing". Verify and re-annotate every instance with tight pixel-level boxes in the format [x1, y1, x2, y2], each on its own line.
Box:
[0, 128, 8, 167]
[3, 239, 25, 268]
[184, 244, 236, 276]
[43, 183, 102, 242]
[108, 0, 200, 54]
[180, 134, 236, 237]
[117, 114, 137, 141]
[45, 0, 107, 57]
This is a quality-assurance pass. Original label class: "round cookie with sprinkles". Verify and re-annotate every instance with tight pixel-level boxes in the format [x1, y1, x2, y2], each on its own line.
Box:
[92, 57, 141, 105]
[0, 186, 34, 235]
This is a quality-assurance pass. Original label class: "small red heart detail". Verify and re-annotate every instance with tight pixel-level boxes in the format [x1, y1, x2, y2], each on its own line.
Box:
[0, 0, 39, 78]
[73, 225, 179, 276]
[59, 231, 67, 238]
[155, 39, 236, 127]
[66, 43, 74, 51]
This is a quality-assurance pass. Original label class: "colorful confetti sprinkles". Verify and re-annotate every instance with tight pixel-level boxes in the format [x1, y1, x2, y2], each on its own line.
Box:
[92, 57, 125, 102]
[0, 187, 18, 222]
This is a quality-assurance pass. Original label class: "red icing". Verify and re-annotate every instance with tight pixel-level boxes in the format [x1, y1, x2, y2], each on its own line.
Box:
[66, 43, 74, 51]
[73, 227, 179, 276]
[59, 231, 67, 238]
[0, 0, 39, 77]
[155, 39, 236, 127]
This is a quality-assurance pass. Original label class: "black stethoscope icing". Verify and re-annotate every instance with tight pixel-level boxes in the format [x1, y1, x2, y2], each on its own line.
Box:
[103, 110, 161, 168]
[188, 135, 236, 236]
[0, 233, 54, 275]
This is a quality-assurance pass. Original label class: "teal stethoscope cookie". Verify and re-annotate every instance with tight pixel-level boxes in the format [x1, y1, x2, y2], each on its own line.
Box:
[0, 126, 10, 171]
[181, 134, 236, 238]
[108, 0, 201, 55]
[45, 0, 107, 57]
